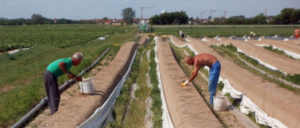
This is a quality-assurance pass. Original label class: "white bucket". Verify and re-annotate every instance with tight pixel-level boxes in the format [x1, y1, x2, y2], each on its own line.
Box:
[213, 96, 227, 111]
[79, 78, 94, 94]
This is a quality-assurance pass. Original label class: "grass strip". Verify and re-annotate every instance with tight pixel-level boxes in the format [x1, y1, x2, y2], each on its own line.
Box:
[263, 45, 296, 60]
[210, 44, 300, 93]
[106, 45, 143, 128]
[0, 27, 136, 127]
[149, 47, 162, 128]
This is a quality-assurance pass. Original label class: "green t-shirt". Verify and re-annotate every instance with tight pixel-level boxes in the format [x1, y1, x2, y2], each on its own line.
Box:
[46, 57, 73, 77]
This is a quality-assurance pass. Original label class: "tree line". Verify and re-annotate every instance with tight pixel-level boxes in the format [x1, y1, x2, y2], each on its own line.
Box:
[149, 11, 188, 25]
[0, 14, 96, 25]
[150, 8, 300, 25]
[0, 8, 299, 25]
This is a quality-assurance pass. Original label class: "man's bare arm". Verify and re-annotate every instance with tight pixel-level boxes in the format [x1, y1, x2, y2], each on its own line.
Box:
[59, 62, 75, 78]
[188, 65, 200, 82]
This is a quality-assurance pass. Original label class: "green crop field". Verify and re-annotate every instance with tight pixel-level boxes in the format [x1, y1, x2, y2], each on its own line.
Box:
[153, 25, 300, 37]
[0, 24, 129, 52]
[0, 24, 137, 127]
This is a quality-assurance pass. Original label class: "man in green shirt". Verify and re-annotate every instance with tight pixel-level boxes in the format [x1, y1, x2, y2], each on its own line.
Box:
[44, 52, 83, 114]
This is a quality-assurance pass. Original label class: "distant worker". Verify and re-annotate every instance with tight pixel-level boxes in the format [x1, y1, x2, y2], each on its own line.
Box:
[294, 29, 299, 39]
[44, 52, 83, 114]
[181, 54, 221, 105]
[179, 30, 184, 39]
[249, 31, 256, 39]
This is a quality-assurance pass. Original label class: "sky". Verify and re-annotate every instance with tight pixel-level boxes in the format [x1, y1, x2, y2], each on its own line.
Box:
[0, 0, 300, 20]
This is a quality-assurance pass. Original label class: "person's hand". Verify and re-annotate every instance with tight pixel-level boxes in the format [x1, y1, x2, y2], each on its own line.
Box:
[76, 76, 82, 81]
[67, 73, 76, 79]
[180, 80, 189, 87]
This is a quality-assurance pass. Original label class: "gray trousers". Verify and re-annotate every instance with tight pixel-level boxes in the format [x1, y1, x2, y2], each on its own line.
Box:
[43, 71, 60, 115]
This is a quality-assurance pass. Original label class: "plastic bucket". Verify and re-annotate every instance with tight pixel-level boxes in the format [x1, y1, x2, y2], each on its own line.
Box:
[79, 78, 94, 94]
[213, 96, 227, 111]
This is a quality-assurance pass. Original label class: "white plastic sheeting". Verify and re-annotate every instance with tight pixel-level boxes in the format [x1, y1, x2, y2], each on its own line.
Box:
[219, 77, 243, 99]
[255, 44, 300, 59]
[202, 37, 209, 42]
[98, 35, 110, 40]
[184, 38, 191, 42]
[240, 96, 287, 128]
[98, 37, 105, 40]
[78, 48, 137, 128]
[8, 48, 30, 55]
[214, 36, 222, 41]
[171, 38, 288, 128]
[220, 76, 287, 128]
[170, 36, 198, 55]
[236, 48, 287, 75]
[154, 37, 175, 128]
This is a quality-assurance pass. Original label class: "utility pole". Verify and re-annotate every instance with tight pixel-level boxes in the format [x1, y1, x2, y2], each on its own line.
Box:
[224, 11, 228, 18]
[200, 11, 207, 20]
[209, 9, 217, 19]
[264, 8, 268, 16]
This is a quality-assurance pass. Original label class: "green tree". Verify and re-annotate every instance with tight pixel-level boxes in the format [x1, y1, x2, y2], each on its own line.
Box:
[122, 8, 135, 24]
[31, 14, 46, 24]
[252, 13, 267, 24]
[291, 9, 300, 24]
[102, 17, 108, 20]
[149, 11, 188, 25]
[272, 8, 300, 24]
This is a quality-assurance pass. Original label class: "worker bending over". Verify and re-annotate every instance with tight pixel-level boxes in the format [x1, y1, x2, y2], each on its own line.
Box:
[182, 54, 221, 105]
[179, 30, 184, 39]
[295, 29, 299, 39]
[44, 52, 83, 114]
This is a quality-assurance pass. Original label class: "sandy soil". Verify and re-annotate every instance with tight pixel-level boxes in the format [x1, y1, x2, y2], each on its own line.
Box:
[209, 38, 300, 74]
[138, 35, 148, 45]
[254, 39, 300, 55]
[30, 42, 137, 128]
[177, 37, 300, 128]
[26, 53, 116, 128]
[172, 37, 249, 128]
[288, 39, 300, 45]
[156, 37, 223, 128]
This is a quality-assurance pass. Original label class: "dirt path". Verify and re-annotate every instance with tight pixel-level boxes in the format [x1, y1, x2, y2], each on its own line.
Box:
[288, 39, 300, 45]
[172, 37, 253, 128]
[179, 37, 300, 128]
[27, 50, 116, 128]
[31, 42, 137, 128]
[234, 52, 300, 89]
[156, 37, 223, 128]
[254, 39, 300, 55]
[138, 35, 148, 45]
[210, 38, 300, 74]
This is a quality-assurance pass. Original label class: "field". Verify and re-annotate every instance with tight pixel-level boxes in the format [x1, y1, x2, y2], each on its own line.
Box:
[1, 24, 300, 128]
[0, 24, 137, 127]
[0, 25, 128, 52]
[153, 24, 300, 37]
